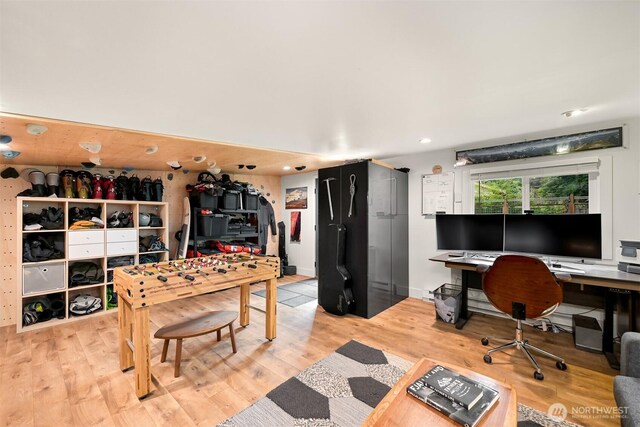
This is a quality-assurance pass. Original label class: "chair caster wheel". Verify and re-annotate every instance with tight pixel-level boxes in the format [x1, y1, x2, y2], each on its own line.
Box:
[483, 355, 492, 364]
[481, 337, 489, 346]
[556, 361, 567, 371]
[534, 371, 544, 381]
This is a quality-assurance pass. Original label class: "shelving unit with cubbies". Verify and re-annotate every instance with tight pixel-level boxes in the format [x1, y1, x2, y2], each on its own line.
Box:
[16, 197, 169, 333]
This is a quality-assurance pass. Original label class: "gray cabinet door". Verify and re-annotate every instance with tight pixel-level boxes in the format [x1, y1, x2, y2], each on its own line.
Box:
[391, 169, 409, 304]
[367, 163, 392, 317]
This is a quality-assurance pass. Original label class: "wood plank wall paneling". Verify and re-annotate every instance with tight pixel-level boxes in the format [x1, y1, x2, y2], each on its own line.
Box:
[0, 163, 281, 327]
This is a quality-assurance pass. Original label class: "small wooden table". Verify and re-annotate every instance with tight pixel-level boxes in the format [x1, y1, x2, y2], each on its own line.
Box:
[363, 358, 518, 427]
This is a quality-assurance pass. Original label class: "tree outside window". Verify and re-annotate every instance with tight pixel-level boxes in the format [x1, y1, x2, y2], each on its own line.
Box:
[474, 174, 589, 214]
[530, 174, 589, 214]
[475, 178, 522, 214]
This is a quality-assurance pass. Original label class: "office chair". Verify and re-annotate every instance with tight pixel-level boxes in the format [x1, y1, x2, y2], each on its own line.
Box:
[480, 255, 567, 380]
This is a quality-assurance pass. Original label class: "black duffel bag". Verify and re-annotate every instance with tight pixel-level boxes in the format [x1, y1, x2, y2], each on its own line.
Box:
[107, 256, 134, 268]
[69, 262, 104, 287]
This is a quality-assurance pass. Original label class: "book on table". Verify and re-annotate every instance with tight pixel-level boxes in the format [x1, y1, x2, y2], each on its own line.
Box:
[406, 365, 499, 427]
[422, 364, 484, 409]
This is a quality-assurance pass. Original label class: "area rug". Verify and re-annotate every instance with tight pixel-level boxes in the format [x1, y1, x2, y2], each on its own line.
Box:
[252, 279, 317, 308]
[218, 340, 580, 427]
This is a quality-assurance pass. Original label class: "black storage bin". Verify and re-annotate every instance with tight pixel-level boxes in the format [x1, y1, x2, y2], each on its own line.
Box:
[190, 192, 219, 209]
[222, 190, 241, 210]
[198, 214, 229, 237]
[241, 224, 257, 234]
[227, 223, 242, 235]
[243, 190, 259, 211]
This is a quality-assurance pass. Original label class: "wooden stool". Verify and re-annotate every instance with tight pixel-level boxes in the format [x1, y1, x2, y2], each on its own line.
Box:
[154, 310, 238, 377]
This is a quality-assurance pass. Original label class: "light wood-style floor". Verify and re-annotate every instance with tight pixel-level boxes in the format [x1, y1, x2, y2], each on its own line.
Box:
[0, 275, 619, 426]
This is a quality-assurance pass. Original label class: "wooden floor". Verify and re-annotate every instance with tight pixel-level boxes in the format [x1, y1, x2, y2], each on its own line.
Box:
[0, 275, 619, 427]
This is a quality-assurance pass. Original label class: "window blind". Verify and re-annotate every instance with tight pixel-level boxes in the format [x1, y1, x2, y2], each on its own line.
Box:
[469, 158, 599, 181]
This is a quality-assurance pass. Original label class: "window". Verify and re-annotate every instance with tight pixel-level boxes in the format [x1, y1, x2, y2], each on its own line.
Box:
[529, 174, 589, 214]
[474, 174, 589, 214]
[474, 178, 522, 214]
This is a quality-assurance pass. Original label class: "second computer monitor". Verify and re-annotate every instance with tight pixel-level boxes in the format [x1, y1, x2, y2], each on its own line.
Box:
[504, 214, 602, 259]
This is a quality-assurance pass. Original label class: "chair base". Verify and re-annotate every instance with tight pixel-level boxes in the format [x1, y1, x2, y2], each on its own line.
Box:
[482, 320, 567, 381]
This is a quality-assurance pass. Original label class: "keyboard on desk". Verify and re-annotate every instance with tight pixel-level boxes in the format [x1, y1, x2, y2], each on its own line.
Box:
[550, 265, 585, 274]
[461, 257, 584, 274]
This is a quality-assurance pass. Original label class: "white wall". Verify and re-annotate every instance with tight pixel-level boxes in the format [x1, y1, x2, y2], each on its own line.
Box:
[384, 117, 640, 309]
[281, 171, 318, 277]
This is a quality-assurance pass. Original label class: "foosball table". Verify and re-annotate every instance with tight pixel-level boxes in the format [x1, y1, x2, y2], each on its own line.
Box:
[114, 253, 280, 398]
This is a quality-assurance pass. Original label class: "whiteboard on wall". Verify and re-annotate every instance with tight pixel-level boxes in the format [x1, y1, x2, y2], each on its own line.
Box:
[422, 172, 454, 215]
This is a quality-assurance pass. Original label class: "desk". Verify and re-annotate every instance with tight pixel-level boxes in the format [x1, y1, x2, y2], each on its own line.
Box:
[430, 253, 640, 370]
[363, 357, 517, 427]
[114, 254, 280, 398]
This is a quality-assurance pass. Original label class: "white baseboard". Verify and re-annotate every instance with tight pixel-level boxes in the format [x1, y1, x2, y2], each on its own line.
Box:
[294, 266, 316, 277]
[409, 287, 424, 298]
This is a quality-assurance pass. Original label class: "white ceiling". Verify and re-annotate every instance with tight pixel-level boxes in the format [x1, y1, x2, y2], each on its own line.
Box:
[1, 1, 639, 160]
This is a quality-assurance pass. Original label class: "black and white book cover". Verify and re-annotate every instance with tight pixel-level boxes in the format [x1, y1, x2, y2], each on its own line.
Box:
[406, 366, 500, 427]
[422, 364, 484, 409]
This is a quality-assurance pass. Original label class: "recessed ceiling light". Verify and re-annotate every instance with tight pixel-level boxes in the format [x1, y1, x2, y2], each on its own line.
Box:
[283, 165, 291, 171]
[420, 138, 432, 144]
[561, 108, 588, 118]
[0, 135, 12, 144]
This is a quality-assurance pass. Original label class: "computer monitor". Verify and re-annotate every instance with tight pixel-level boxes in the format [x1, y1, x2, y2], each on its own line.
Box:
[504, 214, 602, 259]
[436, 214, 504, 252]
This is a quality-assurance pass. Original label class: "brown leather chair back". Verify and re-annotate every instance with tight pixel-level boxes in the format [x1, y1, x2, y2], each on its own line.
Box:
[482, 255, 562, 319]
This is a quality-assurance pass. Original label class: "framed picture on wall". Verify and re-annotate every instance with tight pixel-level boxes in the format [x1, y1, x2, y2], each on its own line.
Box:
[285, 187, 308, 209]
[290, 211, 301, 242]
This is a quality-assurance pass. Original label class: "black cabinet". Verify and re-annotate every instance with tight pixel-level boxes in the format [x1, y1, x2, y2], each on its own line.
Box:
[318, 161, 408, 318]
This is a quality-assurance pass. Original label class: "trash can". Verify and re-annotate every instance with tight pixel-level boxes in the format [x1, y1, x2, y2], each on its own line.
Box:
[432, 283, 462, 324]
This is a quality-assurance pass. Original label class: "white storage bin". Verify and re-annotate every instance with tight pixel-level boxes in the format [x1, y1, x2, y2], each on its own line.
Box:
[23, 262, 65, 295]
[68, 243, 105, 259]
[107, 241, 138, 256]
[106, 229, 137, 243]
[68, 230, 105, 245]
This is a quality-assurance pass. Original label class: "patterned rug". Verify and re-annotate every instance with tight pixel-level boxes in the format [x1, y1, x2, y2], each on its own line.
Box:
[219, 340, 581, 427]
[253, 279, 317, 308]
